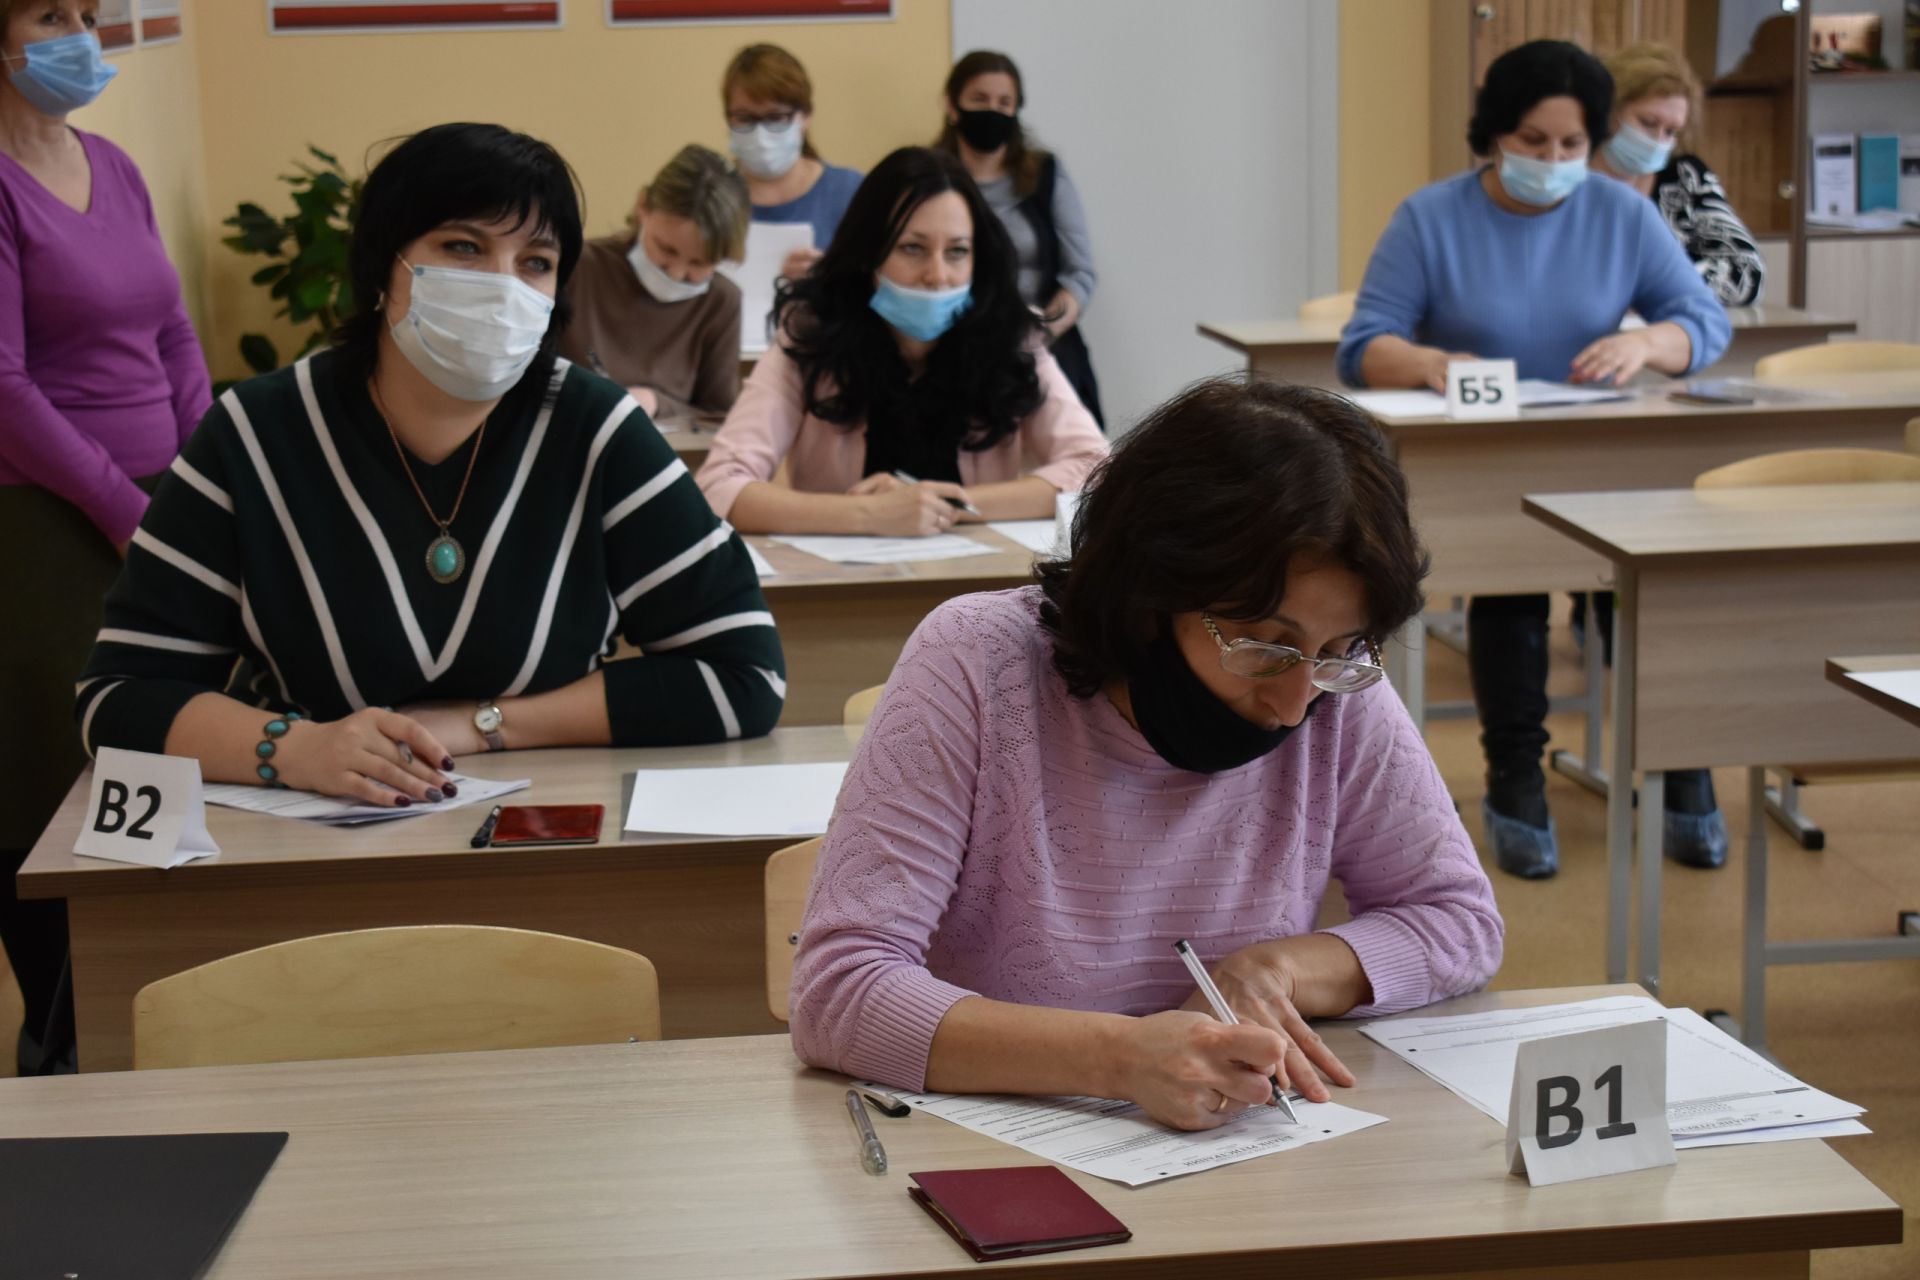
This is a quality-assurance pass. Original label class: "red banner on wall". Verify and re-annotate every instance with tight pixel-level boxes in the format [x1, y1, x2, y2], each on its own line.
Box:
[608, 0, 889, 22]
[271, 2, 562, 31]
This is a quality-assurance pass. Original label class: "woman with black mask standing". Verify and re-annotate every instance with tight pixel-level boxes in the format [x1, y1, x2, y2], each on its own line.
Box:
[934, 50, 1105, 428]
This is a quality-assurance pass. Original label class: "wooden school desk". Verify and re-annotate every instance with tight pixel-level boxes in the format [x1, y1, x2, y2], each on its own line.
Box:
[1523, 485, 1920, 1032]
[1827, 654, 1920, 731]
[0, 984, 1896, 1279]
[754, 526, 1042, 725]
[1196, 305, 1857, 389]
[17, 726, 858, 1072]
[1375, 371, 1920, 743]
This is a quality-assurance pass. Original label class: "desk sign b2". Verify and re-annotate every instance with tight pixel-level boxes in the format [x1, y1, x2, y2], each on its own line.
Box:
[1506, 1018, 1674, 1187]
[71, 747, 221, 869]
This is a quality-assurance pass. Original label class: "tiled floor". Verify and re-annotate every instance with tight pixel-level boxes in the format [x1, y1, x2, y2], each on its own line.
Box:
[3, 614, 1913, 1273]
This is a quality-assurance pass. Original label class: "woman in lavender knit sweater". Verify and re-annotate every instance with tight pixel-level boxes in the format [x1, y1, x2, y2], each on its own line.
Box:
[790, 379, 1503, 1131]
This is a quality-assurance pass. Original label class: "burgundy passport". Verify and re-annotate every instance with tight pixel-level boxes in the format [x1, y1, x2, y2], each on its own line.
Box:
[487, 804, 604, 846]
[908, 1166, 1131, 1263]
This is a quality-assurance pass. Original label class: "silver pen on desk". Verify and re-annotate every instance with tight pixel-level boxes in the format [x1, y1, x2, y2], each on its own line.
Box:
[890, 469, 982, 517]
[845, 1088, 888, 1175]
[1174, 938, 1301, 1124]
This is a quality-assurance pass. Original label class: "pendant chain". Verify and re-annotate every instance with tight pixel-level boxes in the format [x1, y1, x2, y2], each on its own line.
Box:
[369, 377, 486, 536]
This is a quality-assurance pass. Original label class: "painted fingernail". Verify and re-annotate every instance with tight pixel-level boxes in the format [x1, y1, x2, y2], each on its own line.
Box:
[394, 795, 412, 807]
[441, 781, 459, 798]
[441, 756, 455, 770]
[425, 788, 444, 803]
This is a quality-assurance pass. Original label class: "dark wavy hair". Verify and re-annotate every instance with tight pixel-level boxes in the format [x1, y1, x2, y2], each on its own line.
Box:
[773, 146, 1043, 455]
[1037, 378, 1429, 698]
[333, 123, 584, 412]
[1468, 39, 1613, 156]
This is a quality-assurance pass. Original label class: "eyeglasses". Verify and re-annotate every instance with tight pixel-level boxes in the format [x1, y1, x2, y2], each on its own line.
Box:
[727, 109, 799, 133]
[1201, 612, 1386, 693]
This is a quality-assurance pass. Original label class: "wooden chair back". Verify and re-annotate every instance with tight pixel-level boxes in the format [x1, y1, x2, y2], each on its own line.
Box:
[1753, 340, 1920, 380]
[764, 837, 823, 1022]
[132, 925, 660, 1069]
[1297, 291, 1356, 323]
[1695, 448, 1920, 490]
[842, 684, 884, 728]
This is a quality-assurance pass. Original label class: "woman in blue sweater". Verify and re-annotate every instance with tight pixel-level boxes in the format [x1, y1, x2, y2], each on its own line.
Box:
[1337, 40, 1731, 880]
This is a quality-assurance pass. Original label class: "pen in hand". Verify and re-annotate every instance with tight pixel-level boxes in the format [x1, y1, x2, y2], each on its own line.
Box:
[890, 469, 981, 517]
[470, 805, 502, 849]
[1174, 939, 1301, 1124]
[845, 1089, 888, 1175]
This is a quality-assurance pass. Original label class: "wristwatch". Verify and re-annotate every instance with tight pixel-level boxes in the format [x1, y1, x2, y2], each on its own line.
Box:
[473, 700, 505, 752]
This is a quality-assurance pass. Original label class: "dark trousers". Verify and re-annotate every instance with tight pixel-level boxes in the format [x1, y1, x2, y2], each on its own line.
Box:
[1049, 325, 1105, 431]
[2, 846, 71, 1074]
[1468, 594, 1716, 818]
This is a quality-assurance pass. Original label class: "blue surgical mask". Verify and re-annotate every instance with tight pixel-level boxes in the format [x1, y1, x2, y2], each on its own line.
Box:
[869, 276, 972, 343]
[1602, 122, 1674, 176]
[1498, 149, 1589, 207]
[4, 32, 116, 117]
[729, 123, 803, 181]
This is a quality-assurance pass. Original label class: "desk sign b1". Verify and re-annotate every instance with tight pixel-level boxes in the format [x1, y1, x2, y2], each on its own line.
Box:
[1445, 359, 1520, 422]
[1506, 1018, 1674, 1187]
[71, 747, 221, 869]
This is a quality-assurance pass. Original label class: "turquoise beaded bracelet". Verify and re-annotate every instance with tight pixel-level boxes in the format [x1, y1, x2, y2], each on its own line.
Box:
[254, 711, 305, 788]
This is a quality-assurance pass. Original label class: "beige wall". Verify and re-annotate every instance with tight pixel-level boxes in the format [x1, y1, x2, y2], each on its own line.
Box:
[69, 21, 211, 341]
[1337, 0, 1433, 290]
[186, 1, 951, 379]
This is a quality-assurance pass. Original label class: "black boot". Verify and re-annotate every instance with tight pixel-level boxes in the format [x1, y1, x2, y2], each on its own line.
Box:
[1469, 595, 1557, 878]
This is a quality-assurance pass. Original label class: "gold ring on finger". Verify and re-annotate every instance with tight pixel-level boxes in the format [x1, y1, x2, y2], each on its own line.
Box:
[1211, 1091, 1229, 1113]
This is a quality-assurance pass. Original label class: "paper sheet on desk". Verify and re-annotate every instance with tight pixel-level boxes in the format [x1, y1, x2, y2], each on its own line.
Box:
[988, 519, 1063, 557]
[744, 541, 777, 579]
[718, 222, 813, 354]
[1852, 669, 1920, 708]
[1344, 382, 1631, 420]
[624, 761, 847, 836]
[1359, 996, 1865, 1147]
[203, 773, 529, 826]
[866, 1086, 1387, 1187]
[770, 533, 997, 565]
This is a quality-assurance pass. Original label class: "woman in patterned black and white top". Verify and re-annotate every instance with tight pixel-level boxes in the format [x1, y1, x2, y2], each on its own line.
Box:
[1596, 43, 1765, 307]
[76, 124, 784, 809]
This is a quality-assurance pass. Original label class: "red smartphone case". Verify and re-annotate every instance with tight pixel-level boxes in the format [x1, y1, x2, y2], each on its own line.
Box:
[908, 1166, 1130, 1263]
[487, 804, 604, 847]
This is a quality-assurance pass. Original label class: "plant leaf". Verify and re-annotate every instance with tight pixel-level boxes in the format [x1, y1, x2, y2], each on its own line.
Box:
[239, 333, 279, 374]
[250, 264, 287, 286]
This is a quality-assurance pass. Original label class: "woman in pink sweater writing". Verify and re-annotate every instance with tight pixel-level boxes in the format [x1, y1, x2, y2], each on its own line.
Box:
[789, 378, 1503, 1131]
[695, 146, 1106, 536]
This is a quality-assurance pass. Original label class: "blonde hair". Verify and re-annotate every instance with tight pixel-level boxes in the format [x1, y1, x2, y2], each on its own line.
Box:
[1603, 42, 1703, 150]
[638, 144, 749, 263]
[722, 43, 821, 162]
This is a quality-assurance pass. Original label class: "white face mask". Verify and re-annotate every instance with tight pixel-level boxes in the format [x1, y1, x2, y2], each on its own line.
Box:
[628, 231, 711, 304]
[730, 122, 804, 180]
[388, 259, 554, 402]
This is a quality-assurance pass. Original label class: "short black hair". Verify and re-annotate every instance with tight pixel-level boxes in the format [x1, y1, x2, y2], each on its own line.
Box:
[1467, 40, 1613, 156]
[1036, 378, 1429, 698]
[334, 123, 584, 396]
[774, 146, 1043, 458]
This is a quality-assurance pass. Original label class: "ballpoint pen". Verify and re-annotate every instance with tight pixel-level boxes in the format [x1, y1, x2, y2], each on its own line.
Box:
[469, 805, 503, 849]
[845, 1089, 888, 1174]
[1174, 939, 1301, 1123]
[890, 469, 982, 517]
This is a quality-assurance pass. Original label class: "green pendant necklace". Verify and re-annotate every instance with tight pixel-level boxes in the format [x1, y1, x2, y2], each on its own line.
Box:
[371, 380, 486, 585]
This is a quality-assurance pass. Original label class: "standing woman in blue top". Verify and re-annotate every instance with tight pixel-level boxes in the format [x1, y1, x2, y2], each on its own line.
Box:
[722, 44, 863, 282]
[933, 50, 1104, 427]
[1337, 40, 1731, 880]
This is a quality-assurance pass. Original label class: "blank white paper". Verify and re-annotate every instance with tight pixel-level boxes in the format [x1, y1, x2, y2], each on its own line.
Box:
[770, 533, 998, 565]
[623, 761, 848, 836]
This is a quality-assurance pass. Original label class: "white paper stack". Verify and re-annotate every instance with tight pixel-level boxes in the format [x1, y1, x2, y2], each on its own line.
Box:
[770, 533, 997, 565]
[624, 761, 848, 837]
[1360, 996, 1867, 1149]
[204, 772, 529, 827]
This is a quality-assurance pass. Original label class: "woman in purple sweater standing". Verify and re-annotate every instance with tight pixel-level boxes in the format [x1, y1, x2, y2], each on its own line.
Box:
[790, 379, 1503, 1131]
[0, 0, 210, 1074]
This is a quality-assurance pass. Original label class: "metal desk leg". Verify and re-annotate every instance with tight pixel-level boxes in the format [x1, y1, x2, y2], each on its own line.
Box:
[1390, 616, 1425, 736]
[1637, 769, 1666, 999]
[1550, 590, 1612, 798]
[1742, 766, 1770, 1048]
[1606, 572, 1638, 984]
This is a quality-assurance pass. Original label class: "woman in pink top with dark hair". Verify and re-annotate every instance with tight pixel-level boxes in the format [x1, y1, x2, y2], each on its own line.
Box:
[696, 146, 1105, 537]
[0, 0, 210, 1074]
[789, 378, 1503, 1132]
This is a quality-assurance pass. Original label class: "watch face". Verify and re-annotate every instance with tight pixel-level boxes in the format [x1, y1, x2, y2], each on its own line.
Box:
[475, 704, 503, 733]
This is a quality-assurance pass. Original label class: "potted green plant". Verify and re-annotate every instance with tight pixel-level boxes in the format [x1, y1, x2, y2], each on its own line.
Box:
[221, 145, 360, 375]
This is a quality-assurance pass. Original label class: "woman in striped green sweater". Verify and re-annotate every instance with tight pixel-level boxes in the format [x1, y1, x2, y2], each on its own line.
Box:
[75, 124, 784, 809]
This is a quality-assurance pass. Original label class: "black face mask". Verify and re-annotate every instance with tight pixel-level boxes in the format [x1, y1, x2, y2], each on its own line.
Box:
[956, 107, 1019, 154]
[1122, 617, 1312, 774]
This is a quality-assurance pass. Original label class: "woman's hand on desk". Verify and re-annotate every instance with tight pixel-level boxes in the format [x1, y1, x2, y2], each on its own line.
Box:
[1570, 329, 1654, 385]
[1113, 1010, 1289, 1131]
[846, 473, 975, 536]
[393, 700, 492, 758]
[277, 708, 454, 806]
[1181, 938, 1361, 1104]
[1419, 348, 1483, 393]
